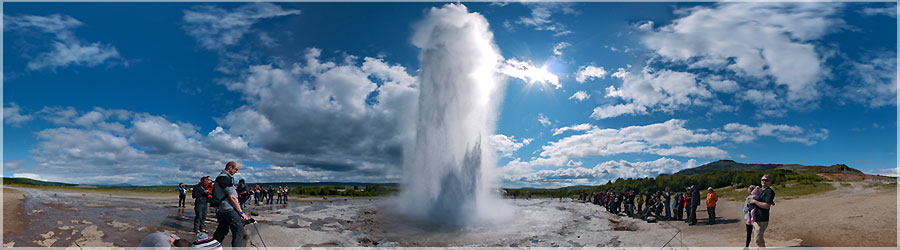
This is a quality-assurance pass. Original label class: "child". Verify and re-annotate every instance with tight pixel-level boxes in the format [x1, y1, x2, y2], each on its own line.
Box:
[743, 185, 760, 248]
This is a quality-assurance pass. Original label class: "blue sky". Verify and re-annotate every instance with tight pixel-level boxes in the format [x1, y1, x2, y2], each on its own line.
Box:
[2, 2, 897, 187]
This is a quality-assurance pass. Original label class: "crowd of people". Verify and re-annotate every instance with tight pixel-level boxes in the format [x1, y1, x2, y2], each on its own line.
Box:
[142, 161, 297, 248]
[577, 174, 775, 249]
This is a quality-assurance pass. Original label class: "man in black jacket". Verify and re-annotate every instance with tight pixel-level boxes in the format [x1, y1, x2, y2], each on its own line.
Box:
[689, 185, 701, 225]
[192, 176, 211, 233]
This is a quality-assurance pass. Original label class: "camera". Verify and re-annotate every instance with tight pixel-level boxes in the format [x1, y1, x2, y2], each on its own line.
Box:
[243, 218, 256, 225]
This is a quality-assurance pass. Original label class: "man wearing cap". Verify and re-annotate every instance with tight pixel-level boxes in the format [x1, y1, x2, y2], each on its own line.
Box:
[706, 187, 718, 225]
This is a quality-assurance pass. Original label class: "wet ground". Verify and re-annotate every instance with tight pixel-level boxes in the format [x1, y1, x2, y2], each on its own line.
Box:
[3, 187, 229, 247]
[5, 187, 682, 248]
[245, 198, 681, 247]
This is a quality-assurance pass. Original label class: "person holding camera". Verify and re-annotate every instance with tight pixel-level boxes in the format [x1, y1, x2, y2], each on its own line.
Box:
[212, 161, 249, 247]
[192, 176, 212, 233]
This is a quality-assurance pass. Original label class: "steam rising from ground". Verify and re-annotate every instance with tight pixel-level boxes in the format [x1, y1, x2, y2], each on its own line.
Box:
[397, 4, 513, 227]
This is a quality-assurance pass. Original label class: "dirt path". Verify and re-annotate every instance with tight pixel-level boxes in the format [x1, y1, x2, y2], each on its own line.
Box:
[670, 182, 896, 247]
[3, 188, 26, 247]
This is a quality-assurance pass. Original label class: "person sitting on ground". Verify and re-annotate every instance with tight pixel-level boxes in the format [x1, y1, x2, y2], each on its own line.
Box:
[138, 232, 192, 248]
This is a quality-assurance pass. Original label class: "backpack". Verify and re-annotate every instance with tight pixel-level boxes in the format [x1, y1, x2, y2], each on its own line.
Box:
[208, 175, 233, 208]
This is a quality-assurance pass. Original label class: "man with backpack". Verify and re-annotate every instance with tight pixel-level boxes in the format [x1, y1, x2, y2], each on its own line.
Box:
[211, 161, 249, 247]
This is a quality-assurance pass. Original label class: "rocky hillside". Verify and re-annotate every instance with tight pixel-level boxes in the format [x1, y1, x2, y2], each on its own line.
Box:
[674, 160, 865, 176]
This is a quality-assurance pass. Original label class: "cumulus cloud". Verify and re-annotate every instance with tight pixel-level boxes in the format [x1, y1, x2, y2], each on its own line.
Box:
[182, 3, 300, 50]
[490, 134, 532, 158]
[500, 58, 561, 89]
[505, 157, 698, 187]
[552, 42, 571, 56]
[569, 91, 590, 102]
[611, 67, 628, 79]
[504, 119, 727, 173]
[640, 3, 842, 105]
[575, 65, 607, 83]
[220, 48, 417, 175]
[4, 102, 34, 127]
[5, 14, 121, 70]
[515, 2, 576, 36]
[592, 67, 710, 119]
[724, 122, 829, 145]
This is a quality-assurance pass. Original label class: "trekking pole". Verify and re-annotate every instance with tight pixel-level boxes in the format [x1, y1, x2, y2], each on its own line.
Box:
[252, 222, 268, 249]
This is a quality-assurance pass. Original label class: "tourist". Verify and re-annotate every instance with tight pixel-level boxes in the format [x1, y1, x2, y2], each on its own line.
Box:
[743, 185, 760, 248]
[254, 184, 262, 205]
[663, 187, 671, 221]
[237, 179, 249, 209]
[191, 232, 222, 250]
[276, 186, 283, 204]
[750, 174, 776, 249]
[212, 161, 249, 247]
[192, 176, 211, 233]
[178, 183, 187, 208]
[283, 186, 289, 204]
[690, 185, 700, 225]
[268, 186, 275, 204]
[138, 232, 192, 248]
[706, 187, 718, 225]
[673, 192, 682, 221]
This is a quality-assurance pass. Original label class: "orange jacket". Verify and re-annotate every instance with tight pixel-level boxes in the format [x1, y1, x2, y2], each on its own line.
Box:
[706, 191, 718, 207]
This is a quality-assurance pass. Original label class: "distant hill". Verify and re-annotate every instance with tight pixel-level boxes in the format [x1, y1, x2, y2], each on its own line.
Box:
[2, 177, 396, 188]
[674, 160, 864, 176]
[3, 177, 78, 187]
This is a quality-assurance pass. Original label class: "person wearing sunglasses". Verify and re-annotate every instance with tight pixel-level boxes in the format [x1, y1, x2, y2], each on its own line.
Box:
[749, 174, 776, 249]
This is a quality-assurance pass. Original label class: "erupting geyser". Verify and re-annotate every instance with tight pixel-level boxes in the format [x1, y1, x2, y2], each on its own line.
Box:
[398, 4, 511, 227]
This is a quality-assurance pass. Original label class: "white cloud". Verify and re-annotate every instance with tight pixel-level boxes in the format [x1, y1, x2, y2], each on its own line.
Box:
[13, 173, 47, 181]
[703, 77, 741, 93]
[5, 14, 121, 70]
[490, 134, 531, 158]
[724, 122, 829, 146]
[505, 157, 698, 187]
[500, 58, 561, 89]
[4, 102, 34, 127]
[515, 2, 576, 36]
[569, 91, 590, 102]
[182, 3, 300, 50]
[575, 65, 607, 83]
[221, 47, 417, 175]
[592, 67, 711, 119]
[641, 3, 843, 104]
[860, 6, 897, 18]
[841, 51, 897, 108]
[611, 68, 628, 79]
[566, 160, 583, 167]
[869, 167, 898, 177]
[504, 119, 727, 172]
[552, 42, 571, 56]
[590, 103, 647, 120]
[552, 123, 597, 136]
[537, 113, 552, 127]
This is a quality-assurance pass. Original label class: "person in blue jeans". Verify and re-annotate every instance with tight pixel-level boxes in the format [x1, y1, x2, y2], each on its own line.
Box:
[178, 183, 187, 208]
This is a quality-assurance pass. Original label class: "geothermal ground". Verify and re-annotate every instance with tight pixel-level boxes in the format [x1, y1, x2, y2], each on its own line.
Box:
[3, 181, 896, 247]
